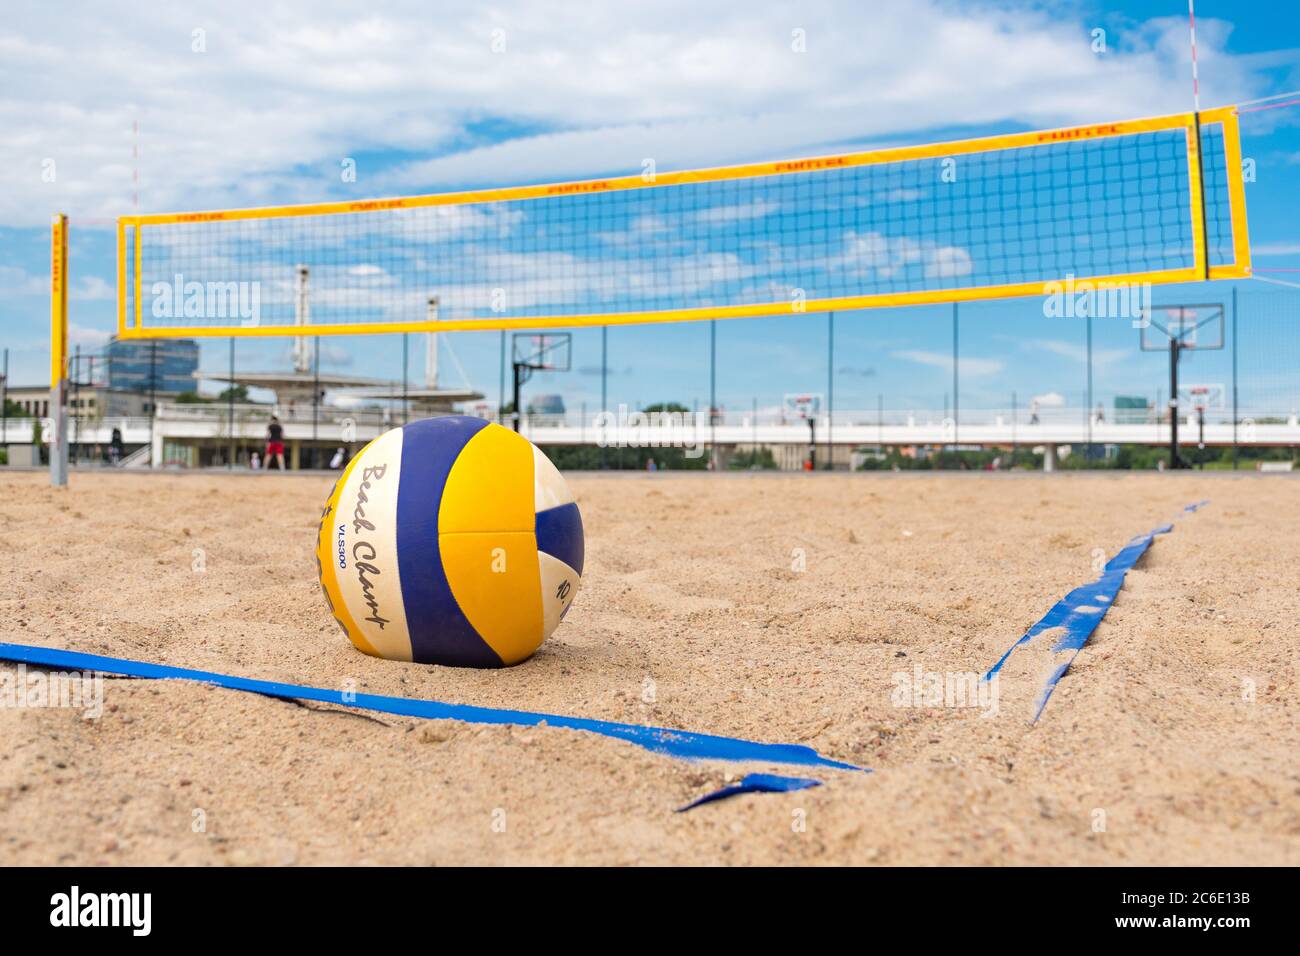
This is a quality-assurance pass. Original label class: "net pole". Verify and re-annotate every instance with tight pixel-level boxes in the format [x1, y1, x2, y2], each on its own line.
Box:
[1012, 391, 1018, 464]
[1187, 3, 1212, 282]
[228, 338, 235, 469]
[1231, 286, 1239, 469]
[72, 344, 81, 467]
[2, 347, 8, 447]
[826, 311, 834, 470]
[1191, 117, 1211, 282]
[709, 320, 716, 470]
[312, 336, 320, 459]
[952, 303, 959, 454]
[600, 326, 608, 471]
[49, 213, 69, 487]
[497, 330, 505, 425]
[425, 298, 439, 388]
[1169, 336, 1180, 468]
[1086, 312, 1094, 457]
[148, 340, 157, 468]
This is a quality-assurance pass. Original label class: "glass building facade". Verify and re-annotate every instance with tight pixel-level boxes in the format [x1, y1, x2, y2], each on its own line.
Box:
[107, 337, 200, 394]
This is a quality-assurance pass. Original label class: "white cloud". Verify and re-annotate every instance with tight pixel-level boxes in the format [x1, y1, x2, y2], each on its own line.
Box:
[693, 200, 778, 225]
[831, 231, 972, 280]
[926, 246, 973, 279]
[0, 265, 47, 296]
[892, 349, 1003, 376]
[71, 275, 114, 301]
[69, 323, 111, 347]
[1021, 338, 1130, 366]
[0, 1, 1270, 226]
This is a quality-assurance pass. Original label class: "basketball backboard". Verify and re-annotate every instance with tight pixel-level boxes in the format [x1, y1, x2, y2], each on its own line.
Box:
[783, 393, 823, 420]
[1179, 384, 1226, 411]
[513, 333, 572, 371]
[1140, 304, 1225, 352]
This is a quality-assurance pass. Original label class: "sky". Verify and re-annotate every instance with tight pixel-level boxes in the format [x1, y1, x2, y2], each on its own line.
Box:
[2, 0, 1299, 419]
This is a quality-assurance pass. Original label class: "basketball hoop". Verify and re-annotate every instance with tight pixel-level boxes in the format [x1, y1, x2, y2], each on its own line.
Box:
[510, 333, 571, 432]
[783, 393, 823, 469]
[1178, 383, 1225, 414]
[782, 393, 822, 421]
[1140, 304, 1225, 469]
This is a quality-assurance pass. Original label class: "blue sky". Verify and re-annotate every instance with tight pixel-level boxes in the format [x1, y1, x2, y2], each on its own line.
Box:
[2, 0, 1298, 418]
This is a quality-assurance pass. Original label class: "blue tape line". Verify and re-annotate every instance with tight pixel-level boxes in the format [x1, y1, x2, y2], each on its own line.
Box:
[983, 502, 1207, 722]
[677, 772, 822, 812]
[0, 641, 861, 771]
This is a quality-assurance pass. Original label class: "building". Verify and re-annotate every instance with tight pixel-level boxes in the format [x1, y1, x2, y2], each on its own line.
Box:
[5, 384, 153, 419]
[526, 393, 566, 415]
[107, 336, 200, 394]
[1114, 395, 1151, 424]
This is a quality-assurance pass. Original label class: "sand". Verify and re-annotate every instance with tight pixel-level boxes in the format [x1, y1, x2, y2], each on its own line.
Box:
[0, 469, 1295, 865]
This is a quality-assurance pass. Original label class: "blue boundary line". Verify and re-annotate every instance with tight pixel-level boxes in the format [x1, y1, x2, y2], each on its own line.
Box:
[983, 500, 1209, 722]
[0, 641, 862, 772]
[677, 773, 822, 812]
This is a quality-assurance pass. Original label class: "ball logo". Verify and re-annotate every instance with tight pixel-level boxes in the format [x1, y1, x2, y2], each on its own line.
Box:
[350, 463, 391, 630]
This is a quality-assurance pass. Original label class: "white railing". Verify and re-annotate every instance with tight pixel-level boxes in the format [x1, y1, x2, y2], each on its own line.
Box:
[118, 444, 152, 468]
[512, 405, 1300, 432]
[89, 402, 1300, 432]
[156, 402, 396, 428]
[5, 405, 1300, 457]
[0, 417, 42, 442]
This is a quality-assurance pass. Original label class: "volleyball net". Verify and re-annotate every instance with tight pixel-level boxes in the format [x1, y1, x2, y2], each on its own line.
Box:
[113, 107, 1249, 339]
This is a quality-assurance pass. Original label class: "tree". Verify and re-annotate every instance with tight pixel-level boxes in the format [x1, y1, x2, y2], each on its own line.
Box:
[728, 447, 778, 470]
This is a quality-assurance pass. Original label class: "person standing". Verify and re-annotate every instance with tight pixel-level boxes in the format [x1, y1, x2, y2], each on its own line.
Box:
[265, 415, 287, 471]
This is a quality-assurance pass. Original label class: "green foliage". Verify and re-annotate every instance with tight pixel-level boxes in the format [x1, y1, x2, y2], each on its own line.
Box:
[855, 446, 1040, 471]
[1108, 444, 1170, 470]
[216, 384, 251, 403]
[728, 447, 779, 470]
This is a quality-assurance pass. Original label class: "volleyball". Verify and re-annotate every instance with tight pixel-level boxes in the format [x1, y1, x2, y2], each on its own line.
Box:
[315, 416, 584, 667]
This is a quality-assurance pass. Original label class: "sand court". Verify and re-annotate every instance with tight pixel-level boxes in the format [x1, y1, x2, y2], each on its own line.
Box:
[0, 470, 1295, 865]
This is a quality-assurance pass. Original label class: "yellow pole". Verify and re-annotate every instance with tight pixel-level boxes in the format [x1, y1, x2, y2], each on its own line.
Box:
[50, 213, 69, 486]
